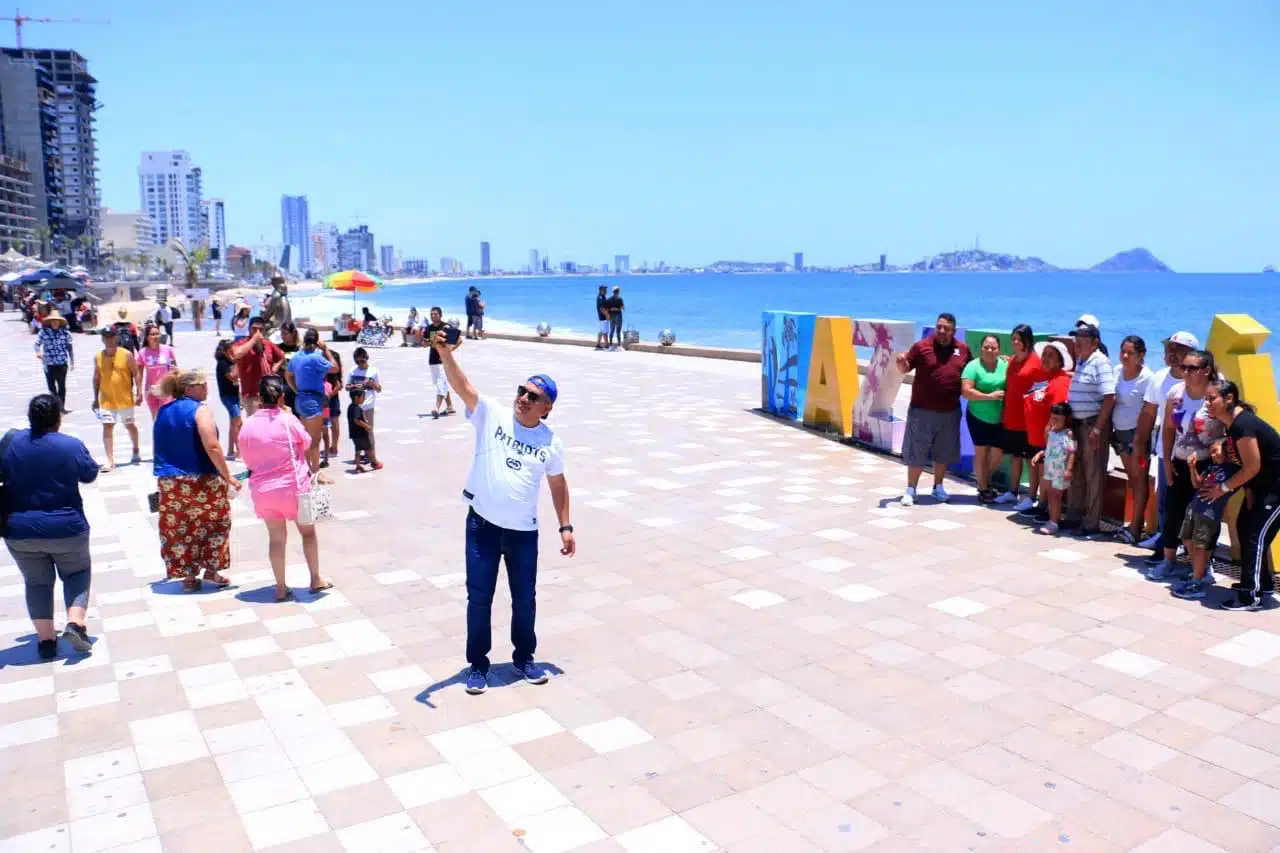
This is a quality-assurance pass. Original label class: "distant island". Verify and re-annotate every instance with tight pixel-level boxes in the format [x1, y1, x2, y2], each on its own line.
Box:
[692, 247, 1174, 275]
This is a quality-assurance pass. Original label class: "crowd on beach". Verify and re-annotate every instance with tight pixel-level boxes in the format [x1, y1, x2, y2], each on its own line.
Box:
[897, 312, 1280, 612]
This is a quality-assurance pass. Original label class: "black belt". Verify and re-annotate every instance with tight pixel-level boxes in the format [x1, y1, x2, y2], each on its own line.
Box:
[1072, 415, 1099, 426]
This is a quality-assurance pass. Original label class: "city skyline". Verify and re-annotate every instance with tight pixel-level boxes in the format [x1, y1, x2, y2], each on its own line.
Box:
[39, 1, 1276, 272]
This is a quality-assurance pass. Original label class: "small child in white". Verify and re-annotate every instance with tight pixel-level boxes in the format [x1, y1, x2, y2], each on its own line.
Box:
[1032, 402, 1076, 536]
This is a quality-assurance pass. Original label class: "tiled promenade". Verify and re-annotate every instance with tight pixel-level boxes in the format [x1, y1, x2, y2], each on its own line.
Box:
[1, 315, 1279, 853]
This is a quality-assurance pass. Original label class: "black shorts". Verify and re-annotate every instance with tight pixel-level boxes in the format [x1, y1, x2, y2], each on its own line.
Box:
[1001, 427, 1035, 459]
[328, 395, 341, 417]
[965, 409, 1003, 448]
[352, 436, 372, 452]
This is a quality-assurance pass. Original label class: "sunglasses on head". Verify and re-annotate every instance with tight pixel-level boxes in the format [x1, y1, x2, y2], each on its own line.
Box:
[515, 386, 544, 403]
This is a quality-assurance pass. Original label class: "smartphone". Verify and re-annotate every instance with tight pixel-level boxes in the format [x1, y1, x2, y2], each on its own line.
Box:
[233, 470, 251, 481]
[442, 326, 461, 345]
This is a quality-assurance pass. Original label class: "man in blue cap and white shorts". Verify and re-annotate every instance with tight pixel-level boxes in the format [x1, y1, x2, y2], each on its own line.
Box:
[431, 336, 576, 695]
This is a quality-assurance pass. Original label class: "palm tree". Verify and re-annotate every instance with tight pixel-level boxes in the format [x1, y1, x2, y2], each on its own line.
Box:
[75, 234, 94, 267]
[168, 238, 209, 289]
[34, 226, 51, 263]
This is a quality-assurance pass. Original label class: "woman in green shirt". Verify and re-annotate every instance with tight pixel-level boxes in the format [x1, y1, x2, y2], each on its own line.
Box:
[962, 334, 1009, 503]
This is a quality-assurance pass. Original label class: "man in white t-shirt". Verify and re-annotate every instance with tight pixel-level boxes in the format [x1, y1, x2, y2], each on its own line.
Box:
[1135, 330, 1198, 553]
[431, 336, 575, 696]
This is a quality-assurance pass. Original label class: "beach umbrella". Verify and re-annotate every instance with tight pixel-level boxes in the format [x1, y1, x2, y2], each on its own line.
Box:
[17, 268, 81, 288]
[323, 269, 383, 311]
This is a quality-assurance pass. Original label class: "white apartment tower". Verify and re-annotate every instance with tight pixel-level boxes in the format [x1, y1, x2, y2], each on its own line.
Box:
[200, 198, 227, 264]
[311, 222, 339, 273]
[138, 151, 203, 250]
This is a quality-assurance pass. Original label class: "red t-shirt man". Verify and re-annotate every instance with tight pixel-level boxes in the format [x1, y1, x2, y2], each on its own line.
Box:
[903, 335, 972, 412]
[230, 320, 285, 411]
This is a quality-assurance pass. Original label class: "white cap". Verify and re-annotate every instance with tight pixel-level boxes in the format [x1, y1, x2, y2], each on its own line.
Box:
[1035, 340, 1074, 372]
[1163, 330, 1200, 349]
[1075, 314, 1100, 331]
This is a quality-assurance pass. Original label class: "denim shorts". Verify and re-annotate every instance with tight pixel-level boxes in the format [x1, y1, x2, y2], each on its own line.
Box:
[295, 390, 326, 419]
[220, 395, 242, 418]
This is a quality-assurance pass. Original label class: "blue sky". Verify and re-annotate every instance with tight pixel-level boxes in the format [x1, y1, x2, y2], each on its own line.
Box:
[35, 0, 1280, 271]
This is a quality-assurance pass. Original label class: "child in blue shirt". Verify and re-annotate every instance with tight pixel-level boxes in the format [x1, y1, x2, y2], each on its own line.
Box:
[1173, 439, 1240, 599]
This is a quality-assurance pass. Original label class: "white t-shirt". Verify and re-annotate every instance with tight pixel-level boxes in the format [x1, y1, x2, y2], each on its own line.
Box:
[348, 364, 379, 409]
[1168, 382, 1225, 462]
[1143, 366, 1181, 443]
[1112, 364, 1153, 431]
[463, 394, 565, 531]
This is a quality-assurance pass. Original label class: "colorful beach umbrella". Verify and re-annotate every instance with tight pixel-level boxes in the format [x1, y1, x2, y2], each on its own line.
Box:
[323, 270, 383, 292]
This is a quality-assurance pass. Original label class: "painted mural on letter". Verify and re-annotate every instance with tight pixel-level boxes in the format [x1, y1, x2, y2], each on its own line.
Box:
[761, 311, 816, 420]
[852, 319, 915, 452]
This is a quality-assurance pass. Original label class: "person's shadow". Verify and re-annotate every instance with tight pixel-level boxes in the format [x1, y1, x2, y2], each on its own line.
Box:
[0, 633, 97, 669]
[416, 662, 565, 709]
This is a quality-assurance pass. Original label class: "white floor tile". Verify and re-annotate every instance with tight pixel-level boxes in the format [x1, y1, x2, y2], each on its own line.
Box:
[1093, 649, 1167, 678]
[369, 665, 429, 693]
[64, 747, 140, 787]
[240, 798, 329, 850]
[204, 720, 276, 756]
[721, 545, 771, 561]
[929, 596, 990, 618]
[215, 744, 293, 783]
[0, 824, 70, 853]
[729, 589, 786, 610]
[263, 613, 318, 634]
[832, 584, 886, 604]
[330, 695, 398, 727]
[428, 723, 507, 762]
[374, 569, 420, 585]
[518, 804, 607, 853]
[223, 636, 281, 660]
[814, 527, 858, 541]
[66, 772, 149, 820]
[616, 815, 717, 852]
[303, 751, 379, 796]
[335, 812, 431, 853]
[386, 763, 472, 808]
[479, 773, 570, 823]
[56, 681, 120, 713]
[573, 717, 653, 754]
[486, 708, 566, 745]
[68, 802, 157, 853]
[0, 674, 53, 704]
[807, 557, 853, 572]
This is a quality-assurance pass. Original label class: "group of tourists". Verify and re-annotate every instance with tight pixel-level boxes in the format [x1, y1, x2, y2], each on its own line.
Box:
[4, 303, 575, 688]
[898, 312, 1280, 612]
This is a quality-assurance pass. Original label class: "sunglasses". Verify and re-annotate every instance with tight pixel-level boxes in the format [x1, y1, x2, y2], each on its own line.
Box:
[1180, 362, 1206, 371]
[515, 386, 544, 403]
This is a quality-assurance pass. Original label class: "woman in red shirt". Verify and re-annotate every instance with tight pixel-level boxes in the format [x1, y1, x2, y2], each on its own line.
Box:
[1020, 341, 1073, 521]
[995, 325, 1043, 511]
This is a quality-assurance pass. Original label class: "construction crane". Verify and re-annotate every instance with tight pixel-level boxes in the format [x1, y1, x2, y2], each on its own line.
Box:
[7, 9, 109, 48]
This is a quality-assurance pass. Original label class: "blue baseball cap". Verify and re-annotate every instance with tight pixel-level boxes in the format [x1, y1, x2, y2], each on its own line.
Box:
[527, 374, 558, 404]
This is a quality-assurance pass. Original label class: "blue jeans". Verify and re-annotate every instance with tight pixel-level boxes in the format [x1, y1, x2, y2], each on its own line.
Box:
[465, 508, 538, 673]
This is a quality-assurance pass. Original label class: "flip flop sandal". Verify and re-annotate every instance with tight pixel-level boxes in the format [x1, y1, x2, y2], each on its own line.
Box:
[309, 581, 334, 594]
[275, 589, 295, 603]
[182, 577, 203, 593]
[202, 572, 232, 587]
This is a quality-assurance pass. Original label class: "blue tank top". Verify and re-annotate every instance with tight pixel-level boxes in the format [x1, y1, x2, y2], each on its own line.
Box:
[152, 397, 216, 477]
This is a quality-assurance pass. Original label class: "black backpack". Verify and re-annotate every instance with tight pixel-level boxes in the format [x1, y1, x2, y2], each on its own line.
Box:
[113, 322, 139, 352]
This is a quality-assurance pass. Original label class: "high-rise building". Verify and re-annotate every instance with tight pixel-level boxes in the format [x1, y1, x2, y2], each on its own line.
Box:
[337, 225, 374, 271]
[793, 252, 803, 272]
[878, 253, 887, 272]
[480, 240, 491, 275]
[311, 222, 339, 273]
[0, 55, 56, 244]
[138, 151, 203, 250]
[0, 153, 35, 254]
[528, 249, 539, 274]
[402, 258, 429, 275]
[199, 198, 226, 264]
[440, 256, 463, 275]
[0, 49, 98, 262]
[280, 195, 311, 273]
[100, 208, 153, 259]
[614, 254, 630, 274]
[379, 245, 397, 274]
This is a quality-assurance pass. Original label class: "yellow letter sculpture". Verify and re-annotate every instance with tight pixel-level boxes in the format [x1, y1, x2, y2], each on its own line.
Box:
[803, 316, 858, 437]
[1206, 314, 1280, 568]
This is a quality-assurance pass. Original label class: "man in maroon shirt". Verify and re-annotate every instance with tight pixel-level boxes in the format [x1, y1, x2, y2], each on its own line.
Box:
[895, 312, 972, 506]
[230, 315, 286, 416]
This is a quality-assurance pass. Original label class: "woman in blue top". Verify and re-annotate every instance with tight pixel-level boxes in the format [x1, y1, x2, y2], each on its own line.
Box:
[1, 394, 99, 660]
[152, 369, 242, 592]
[34, 310, 74, 412]
[285, 329, 337, 482]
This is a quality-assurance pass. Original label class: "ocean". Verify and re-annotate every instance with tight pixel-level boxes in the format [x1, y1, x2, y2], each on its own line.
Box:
[291, 271, 1280, 359]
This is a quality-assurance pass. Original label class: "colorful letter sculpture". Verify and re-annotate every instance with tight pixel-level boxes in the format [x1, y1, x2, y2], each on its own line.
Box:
[761, 311, 816, 420]
[1206, 314, 1280, 569]
[852, 319, 915, 452]
[803, 316, 858, 436]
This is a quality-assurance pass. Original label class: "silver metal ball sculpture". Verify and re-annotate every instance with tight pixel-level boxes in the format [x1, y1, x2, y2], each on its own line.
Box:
[536, 322, 551, 337]
[659, 329, 676, 346]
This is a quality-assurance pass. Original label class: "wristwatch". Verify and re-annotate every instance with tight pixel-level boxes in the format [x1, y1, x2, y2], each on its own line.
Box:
[558, 525, 574, 534]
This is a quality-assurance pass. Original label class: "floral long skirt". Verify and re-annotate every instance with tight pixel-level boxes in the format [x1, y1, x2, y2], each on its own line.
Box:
[158, 475, 231, 579]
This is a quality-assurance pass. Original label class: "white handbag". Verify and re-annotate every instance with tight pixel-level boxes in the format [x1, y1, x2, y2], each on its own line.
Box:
[287, 421, 331, 524]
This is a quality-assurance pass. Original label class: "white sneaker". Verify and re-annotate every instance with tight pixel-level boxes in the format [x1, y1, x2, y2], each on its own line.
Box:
[901, 487, 916, 507]
[1138, 532, 1161, 549]
[1012, 497, 1035, 513]
[931, 485, 951, 503]
[993, 491, 1017, 505]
